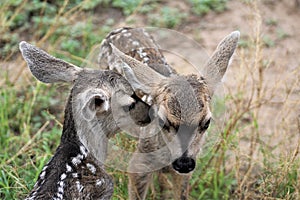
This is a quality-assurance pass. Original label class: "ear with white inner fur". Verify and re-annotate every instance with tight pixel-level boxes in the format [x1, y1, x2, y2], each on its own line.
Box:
[80, 89, 110, 121]
[110, 43, 165, 102]
[19, 41, 82, 83]
[203, 31, 240, 95]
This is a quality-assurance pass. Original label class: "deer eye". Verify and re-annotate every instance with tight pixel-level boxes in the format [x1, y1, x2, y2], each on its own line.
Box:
[128, 101, 136, 110]
[202, 119, 211, 130]
[122, 101, 136, 112]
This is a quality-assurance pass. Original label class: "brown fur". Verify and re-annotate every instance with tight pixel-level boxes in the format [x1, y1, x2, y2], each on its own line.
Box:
[99, 27, 239, 199]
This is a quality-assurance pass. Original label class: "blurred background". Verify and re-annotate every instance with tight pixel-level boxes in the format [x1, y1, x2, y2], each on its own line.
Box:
[0, 0, 299, 199]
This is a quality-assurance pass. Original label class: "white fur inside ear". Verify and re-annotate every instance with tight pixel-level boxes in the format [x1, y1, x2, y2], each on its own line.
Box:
[81, 97, 97, 122]
[100, 100, 110, 112]
[79, 89, 110, 121]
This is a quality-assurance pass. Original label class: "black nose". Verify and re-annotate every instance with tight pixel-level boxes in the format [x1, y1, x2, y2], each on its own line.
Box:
[172, 157, 195, 173]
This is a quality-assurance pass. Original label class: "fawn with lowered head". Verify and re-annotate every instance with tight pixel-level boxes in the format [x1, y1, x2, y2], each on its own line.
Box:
[20, 41, 151, 200]
[99, 27, 239, 199]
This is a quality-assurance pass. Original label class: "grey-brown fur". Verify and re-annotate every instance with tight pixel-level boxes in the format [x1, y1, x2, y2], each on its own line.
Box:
[20, 41, 151, 200]
[98, 27, 239, 199]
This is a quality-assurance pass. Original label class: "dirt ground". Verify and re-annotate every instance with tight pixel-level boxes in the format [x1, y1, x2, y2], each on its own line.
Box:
[199, 0, 300, 146]
[134, 0, 300, 168]
[189, 0, 300, 162]
[136, 0, 300, 156]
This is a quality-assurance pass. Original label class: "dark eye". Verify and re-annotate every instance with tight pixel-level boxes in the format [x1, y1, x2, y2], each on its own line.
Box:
[122, 101, 136, 112]
[128, 101, 136, 110]
[203, 119, 211, 130]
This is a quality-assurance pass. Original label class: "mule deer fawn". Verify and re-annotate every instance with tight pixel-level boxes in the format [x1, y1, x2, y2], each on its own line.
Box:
[98, 27, 239, 199]
[20, 41, 151, 199]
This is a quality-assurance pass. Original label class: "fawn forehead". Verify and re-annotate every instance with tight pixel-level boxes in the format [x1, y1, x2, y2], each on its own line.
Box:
[72, 69, 133, 96]
[157, 74, 210, 125]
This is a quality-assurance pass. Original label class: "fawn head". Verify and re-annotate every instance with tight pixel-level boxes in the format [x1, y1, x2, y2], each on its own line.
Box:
[109, 30, 240, 173]
[19, 41, 151, 163]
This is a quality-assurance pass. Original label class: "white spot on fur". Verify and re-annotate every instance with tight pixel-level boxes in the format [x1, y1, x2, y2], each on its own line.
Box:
[80, 146, 88, 158]
[123, 32, 132, 37]
[55, 180, 65, 200]
[87, 163, 96, 174]
[59, 181, 65, 188]
[132, 41, 140, 46]
[72, 157, 81, 166]
[60, 173, 67, 180]
[40, 170, 46, 180]
[112, 27, 124, 34]
[25, 194, 36, 200]
[143, 57, 149, 62]
[58, 185, 64, 193]
[33, 181, 38, 188]
[42, 165, 48, 171]
[96, 178, 104, 186]
[66, 164, 72, 172]
[71, 154, 83, 166]
[72, 173, 78, 178]
[76, 180, 84, 192]
[57, 193, 63, 199]
[121, 29, 128, 33]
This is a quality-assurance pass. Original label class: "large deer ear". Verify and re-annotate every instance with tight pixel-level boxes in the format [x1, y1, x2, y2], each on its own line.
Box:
[19, 41, 82, 83]
[203, 31, 240, 95]
[109, 43, 165, 103]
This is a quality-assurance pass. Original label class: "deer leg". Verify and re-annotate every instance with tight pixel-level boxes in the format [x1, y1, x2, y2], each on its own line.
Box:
[171, 172, 191, 200]
[128, 172, 153, 200]
[157, 171, 173, 199]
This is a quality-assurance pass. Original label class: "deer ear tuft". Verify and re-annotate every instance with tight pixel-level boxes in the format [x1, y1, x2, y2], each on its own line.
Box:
[203, 31, 240, 95]
[19, 41, 82, 83]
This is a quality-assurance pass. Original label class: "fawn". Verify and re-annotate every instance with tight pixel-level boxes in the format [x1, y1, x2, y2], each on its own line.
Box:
[20, 41, 151, 199]
[98, 27, 239, 199]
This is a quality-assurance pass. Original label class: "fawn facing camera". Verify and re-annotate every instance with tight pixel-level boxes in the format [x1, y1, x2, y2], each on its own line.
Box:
[99, 27, 240, 200]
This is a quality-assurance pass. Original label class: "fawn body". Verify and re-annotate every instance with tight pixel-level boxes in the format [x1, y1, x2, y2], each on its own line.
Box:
[20, 41, 150, 200]
[99, 27, 239, 199]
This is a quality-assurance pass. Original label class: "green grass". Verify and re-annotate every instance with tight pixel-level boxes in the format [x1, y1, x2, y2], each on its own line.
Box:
[0, 82, 65, 199]
[149, 7, 187, 28]
[1, 0, 300, 199]
[189, 0, 228, 15]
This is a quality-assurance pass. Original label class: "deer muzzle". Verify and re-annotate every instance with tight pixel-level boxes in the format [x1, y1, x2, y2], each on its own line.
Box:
[172, 156, 196, 174]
